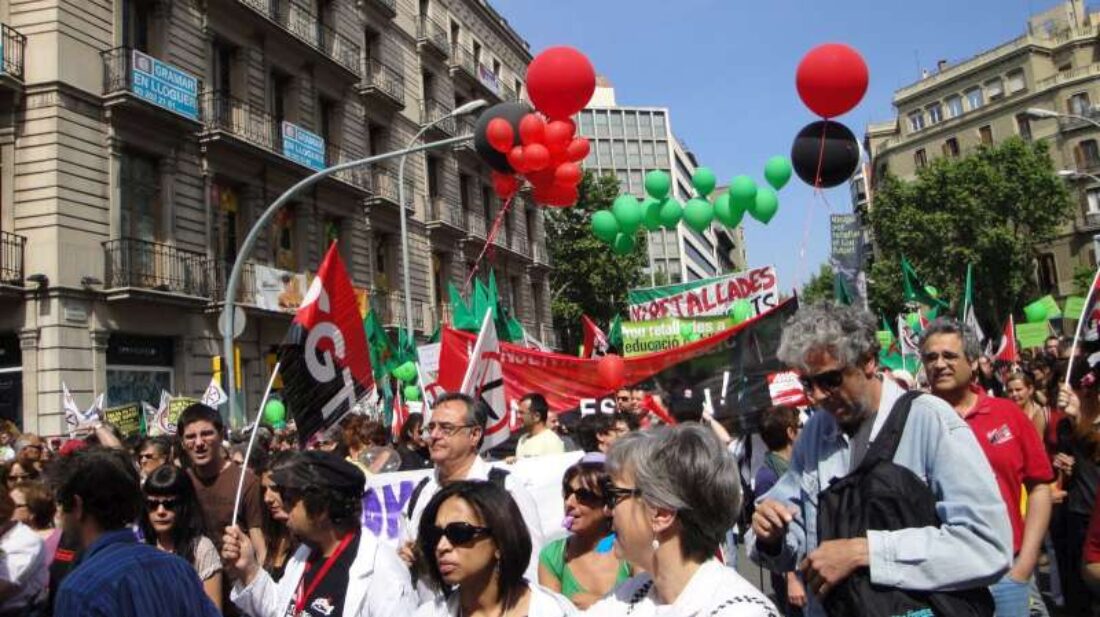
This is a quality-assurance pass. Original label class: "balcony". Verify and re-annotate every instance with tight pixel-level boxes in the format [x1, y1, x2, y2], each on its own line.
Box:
[102, 238, 208, 299]
[0, 24, 26, 85]
[531, 242, 551, 267]
[325, 143, 372, 193]
[373, 291, 426, 331]
[417, 15, 450, 58]
[0, 231, 25, 286]
[237, 0, 360, 77]
[466, 210, 488, 239]
[449, 46, 479, 84]
[201, 91, 279, 152]
[426, 195, 465, 233]
[359, 61, 405, 110]
[420, 98, 455, 136]
[1084, 211, 1100, 230]
[362, 0, 397, 18]
[367, 167, 415, 210]
[102, 47, 202, 125]
[1058, 105, 1100, 133]
[205, 259, 258, 305]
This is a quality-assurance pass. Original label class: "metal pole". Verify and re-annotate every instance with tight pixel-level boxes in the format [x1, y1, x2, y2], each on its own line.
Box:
[223, 134, 470, 423]
[397, 124, 435, 344]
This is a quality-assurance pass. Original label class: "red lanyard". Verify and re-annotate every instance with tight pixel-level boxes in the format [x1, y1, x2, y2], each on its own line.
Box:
[294, 531, 356, 614]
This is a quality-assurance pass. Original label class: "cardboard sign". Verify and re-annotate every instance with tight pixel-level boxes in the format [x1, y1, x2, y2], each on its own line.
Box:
[103, 403, 142, 437]
[1015, 322, 1051, 350]
[627, 266, 779, 321]
[768, 371, 810, 407]
[620, 314, 738, 356]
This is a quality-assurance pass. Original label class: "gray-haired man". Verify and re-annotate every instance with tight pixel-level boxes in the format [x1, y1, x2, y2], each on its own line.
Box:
[747, 303, 1011, 617]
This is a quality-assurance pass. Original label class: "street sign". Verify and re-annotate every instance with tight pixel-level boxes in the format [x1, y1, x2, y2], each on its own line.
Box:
[130, 50, 199, 121]
[218, 306, 247, 340]
[282, 122, 325, 171]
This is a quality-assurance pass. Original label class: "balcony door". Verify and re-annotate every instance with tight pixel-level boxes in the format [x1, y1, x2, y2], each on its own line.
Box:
[121, 151, 159, 243]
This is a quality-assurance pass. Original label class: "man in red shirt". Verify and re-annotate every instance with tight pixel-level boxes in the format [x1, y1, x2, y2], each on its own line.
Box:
[920, 318, 1053, 617]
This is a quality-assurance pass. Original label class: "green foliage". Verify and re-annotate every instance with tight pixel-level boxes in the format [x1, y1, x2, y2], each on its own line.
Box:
[546, 172, 649, 351]
[801, 263, 836, 305]
[866, 137, 1073, 330]
[1074, 264, 1095, 296]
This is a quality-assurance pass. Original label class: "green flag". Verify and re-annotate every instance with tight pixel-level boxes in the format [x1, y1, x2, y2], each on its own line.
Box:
[901, 257, 948, 309]
[364, 310, 396, 382]
[961, 263, 985, 340]
[608, 315, 624, 352]
[449, 282, 478, 331]
[834, 276, 854, 306]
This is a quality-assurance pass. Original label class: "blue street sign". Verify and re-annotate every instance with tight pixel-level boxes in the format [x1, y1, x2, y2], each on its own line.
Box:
[130, 50, 199, 121]
[281, 122, 326, 171]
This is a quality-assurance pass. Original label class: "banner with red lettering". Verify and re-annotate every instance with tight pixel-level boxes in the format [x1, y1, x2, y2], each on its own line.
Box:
[626, 266, 779, 321]
[438, 298, 797, 428]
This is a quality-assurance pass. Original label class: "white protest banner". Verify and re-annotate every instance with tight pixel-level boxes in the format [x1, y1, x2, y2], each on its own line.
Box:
[627, 266, 779, 321]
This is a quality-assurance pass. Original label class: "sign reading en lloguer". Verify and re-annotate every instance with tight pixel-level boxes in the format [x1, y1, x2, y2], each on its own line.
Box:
[130, 50, 199, 121]
[627, 266, 779, 321]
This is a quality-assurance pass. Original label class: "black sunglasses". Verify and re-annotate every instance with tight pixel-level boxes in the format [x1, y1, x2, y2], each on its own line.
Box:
[426, 522, 491, 547]
[603, 483, 642, 509]
[563, 485, 603, 505]
[798, 368, 845, 393]
[146, 497, 178, 512]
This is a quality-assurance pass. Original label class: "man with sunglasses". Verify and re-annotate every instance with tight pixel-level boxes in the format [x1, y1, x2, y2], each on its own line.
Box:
[747, 303, 1011, 617]
[222, 451, 415, 617]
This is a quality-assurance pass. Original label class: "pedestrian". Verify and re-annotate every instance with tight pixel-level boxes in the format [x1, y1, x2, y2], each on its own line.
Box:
[414, 480, 576, 617]
[574, 413, 628, 454]
[748, 303, 1011, 617]
[1005, 372, 1052, 443]
[14, 434, 45, 472]
[259, 451, 299, 580]
[221, 451, 415, 617]
[135, 435, 174, 480]
[921, 318, 1053, 617]
[53, 446, 219, 617]
[10, 480, 60, 564]
[545, 411, 580, 452]
[0, 483, 47, 615]
[754, 406, 806, 616]
[1045, 336, 1064, 361]
[140, 464, 224, 610]
[516, 393, 565, 458]
[586, 424, 778, 616]
[395, 412, 432, 470]
[538, 454, 629, 609]
[976, 355, 1005, 398]
[4, 459, 37, 489]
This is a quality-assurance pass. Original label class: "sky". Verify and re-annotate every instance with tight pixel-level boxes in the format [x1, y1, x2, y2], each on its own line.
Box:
[491, 0, 1066, 291]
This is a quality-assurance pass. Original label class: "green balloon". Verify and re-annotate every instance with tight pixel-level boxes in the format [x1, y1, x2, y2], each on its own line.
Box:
[1024, 302, 1048, 323]
[692, 167, 717, 197]
[612, 195, 643, 233]
[751, 188, 779, 224]
[906, 312, 921, 331]
[686, 333, 701, 343]
[713, 193, 744, 228]
[730, 299, 753, 324]
[924, 285, 939, 299]
[403, 385, 421, 402]
[658, 197, 683, 229]
[393, 360, 417, 383]
[729, 175, 758, 212]
[591, 210, 620, 243]
[683, 198, 714, 232]
[644, 170, 671, 200]
[764, 156, 793, 191]
[262, 398, 286, 425]
[612, 233, 636, 255]
[679, 321, 694, 339]
[642, 197, 662, 231]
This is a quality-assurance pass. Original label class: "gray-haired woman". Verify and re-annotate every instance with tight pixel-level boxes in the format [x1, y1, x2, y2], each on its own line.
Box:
[585, 424, 778, 617]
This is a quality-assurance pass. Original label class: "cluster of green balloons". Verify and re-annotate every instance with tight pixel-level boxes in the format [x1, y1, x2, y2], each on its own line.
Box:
[390, 361, 422, 402]
[729, 298, 753, 324]
[262, 398, 286, 429]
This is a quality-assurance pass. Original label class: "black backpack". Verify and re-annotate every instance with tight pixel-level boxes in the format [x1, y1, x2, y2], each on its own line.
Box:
[816, 391, 995, 617]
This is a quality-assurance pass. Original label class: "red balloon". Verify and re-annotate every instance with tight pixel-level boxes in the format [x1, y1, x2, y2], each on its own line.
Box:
[525, 167, 557, 188]
[526, 46, 596, 120]
[518, 114, 546, 146]
[544, 120, 574, 150]
[507, 146, 528, 174]
[565, 137, 591, 163]
[524, 143, 551, 171]
[597, 354, 626, 389]
[554, 162, 582, 187]
[491, 171, 520, 199]
[533, 181, 577, 207]
[796, 43, 869, 118]
[486, 118, 515, 153]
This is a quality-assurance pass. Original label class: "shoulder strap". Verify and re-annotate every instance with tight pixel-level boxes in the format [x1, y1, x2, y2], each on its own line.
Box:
[488, 466, 510, 489]
[858, 390, 922, 471]
[405, 476, 431, 519]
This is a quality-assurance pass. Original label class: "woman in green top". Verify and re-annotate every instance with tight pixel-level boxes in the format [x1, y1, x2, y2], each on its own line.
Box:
[538, 454, 630, 609]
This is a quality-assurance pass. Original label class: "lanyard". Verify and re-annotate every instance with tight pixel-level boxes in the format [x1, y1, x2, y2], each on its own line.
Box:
[294, 531, 356, 614]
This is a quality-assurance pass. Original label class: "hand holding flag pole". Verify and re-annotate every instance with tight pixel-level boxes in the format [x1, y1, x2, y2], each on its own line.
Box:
[231, 361, 281, 528]
[1065, 265, 1100, 390]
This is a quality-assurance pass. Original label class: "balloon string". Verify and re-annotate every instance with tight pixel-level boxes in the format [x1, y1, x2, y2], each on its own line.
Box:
[813, 118, 829, 189]
[463, 193, 515, 295]
[795, 189, 816, 286]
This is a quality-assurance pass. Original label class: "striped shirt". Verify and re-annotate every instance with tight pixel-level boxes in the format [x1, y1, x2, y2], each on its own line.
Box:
[55, 529, 220, 617]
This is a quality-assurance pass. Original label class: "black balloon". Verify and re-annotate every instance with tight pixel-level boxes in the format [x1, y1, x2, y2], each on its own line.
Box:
[790, 120, 860, 188]
[473, 101, 533, 174]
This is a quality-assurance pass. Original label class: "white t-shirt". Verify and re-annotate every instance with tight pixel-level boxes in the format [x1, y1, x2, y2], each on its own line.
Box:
[516, 429, 565, 458]
[585, 560, 778, 617]
[0, 521, 47, 611]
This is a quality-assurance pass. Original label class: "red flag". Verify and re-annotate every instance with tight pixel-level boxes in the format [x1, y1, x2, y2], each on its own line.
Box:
[994, 316, 1018, 363]
[277, 244, 372, 444]
[580, 315, 609, 358]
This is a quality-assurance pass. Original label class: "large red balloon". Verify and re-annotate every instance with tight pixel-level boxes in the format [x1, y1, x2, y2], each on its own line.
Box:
[565, 137, 591, 163]
[597, 354, 626, 389]
[507, 146, 528, 174]
[796, 43, 869, 118]
[518, 114, 546, 146]
[486, 118, 515, 153]
[544, 120, 575, 151]
[526, 46, 596, 120]
[523, 143, 551, 171]
[554, 162, 582, 187]
[491, 171, 520, 199]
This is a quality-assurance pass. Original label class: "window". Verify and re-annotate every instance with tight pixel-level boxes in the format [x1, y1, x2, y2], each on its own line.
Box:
[421, 70, 435, 102]
[596, 140, 611, 163]
[472, 41, 482, 65]
[122, 0, 155, 53]
[578, 111, 594, 136]
[1068, 92, 1092, 116]
[449, 20, 460, 49]
[985, 78, 1003, 101]
[627, 141, 641, 167]
[270, 70, 292, 124]
[459, 174, 472, 209]
[368, 123, 387, 156]
[1016, 113, 1032, 141]
[594, 111, 608, 137]
[914, 148, 927, 169]
[481, 184, 493, 227]
[1037, 253, 1058, 294]
[609, 111, 623, 137]
[492, 59, 501, 76]
[927, 103, 943, 124]
[642, 142, 656, 167]
[943, 137, 960, 158]
[211, 39, 237, 95]
[628, 170, 642, 193]
[1077, 139, 1100, 168]
[965, 87, 983, 110]
[611, 140, 625, 163]
[946, 95, 964, 118]
[639, 114, 653, 138]
[978, 125, 993, 146]
[320, 215, 342, 256]
[120, 151, 160, 242]
[318, 97, 338, 146]
[509, 276, 521, 313]
[908, 110, 926, 132]
[1087, 188, 1100, 214]
[1006, 69, 1026, 94]
[653, 114, 667, 135]
[374, 233, 391, 288]
[426, 156, 441, 199]
[624, 114, 638, 138]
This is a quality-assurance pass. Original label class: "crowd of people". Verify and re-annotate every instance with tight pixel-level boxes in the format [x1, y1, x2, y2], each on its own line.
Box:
[4, 303, 1100, 616]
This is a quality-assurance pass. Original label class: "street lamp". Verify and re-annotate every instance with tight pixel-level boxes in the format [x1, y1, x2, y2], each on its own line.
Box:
[396, 98, 487, 342]
[1026, 106, 1100, 130]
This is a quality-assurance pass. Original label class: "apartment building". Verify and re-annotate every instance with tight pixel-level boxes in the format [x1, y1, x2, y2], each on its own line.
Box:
[0, 0, 552, 433]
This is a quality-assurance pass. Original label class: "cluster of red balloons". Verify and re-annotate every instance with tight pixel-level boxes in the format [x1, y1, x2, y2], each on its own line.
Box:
[475, 46, 596, 208]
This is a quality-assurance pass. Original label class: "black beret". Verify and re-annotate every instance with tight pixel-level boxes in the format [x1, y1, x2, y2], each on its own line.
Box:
[271, 451, 365, 494]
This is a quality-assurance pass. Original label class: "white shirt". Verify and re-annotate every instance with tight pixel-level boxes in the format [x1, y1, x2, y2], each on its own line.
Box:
[516, 429, 565, 458]
[0, 521, 47, 611]
[414, 582, 576, 617]
[585, 560, 778, 617]
[230, 529, 416, 617]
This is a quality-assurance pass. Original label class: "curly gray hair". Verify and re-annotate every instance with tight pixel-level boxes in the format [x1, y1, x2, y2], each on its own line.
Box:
[777, 302, 880, 371]
[919, 317, 982, 361]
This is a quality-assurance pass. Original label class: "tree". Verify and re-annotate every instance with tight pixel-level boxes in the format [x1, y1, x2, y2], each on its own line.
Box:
[545, 171, 648, 352]
[800, 263, 836, 305]
[866, 137, 1073, 331]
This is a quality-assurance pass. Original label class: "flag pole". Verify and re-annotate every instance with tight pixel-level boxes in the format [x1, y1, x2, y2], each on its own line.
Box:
[1065, 265, 1100, 390]
[231, 361, 281, 527]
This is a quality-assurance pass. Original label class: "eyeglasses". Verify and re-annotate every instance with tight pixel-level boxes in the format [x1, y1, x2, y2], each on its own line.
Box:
[146, 497, 178, 512]
[423, 422, 477, 437]
[425, 522, 491, 548]
[563, 485, 603, 505]
[603, 482, 642, 509]
[798, 369, 845, 393]
[921, 350, 963, 364]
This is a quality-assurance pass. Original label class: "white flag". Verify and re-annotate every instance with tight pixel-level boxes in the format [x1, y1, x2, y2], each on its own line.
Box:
[145, 390, 174, 436]
[63, 383, 103, 438]
[461, 312, 510, 452]
[201, 377, 229, 408]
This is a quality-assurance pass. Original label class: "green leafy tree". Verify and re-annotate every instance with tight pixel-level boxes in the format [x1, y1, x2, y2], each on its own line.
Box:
[800, 263, 836, 305]
[1073, 264, 1095, 296]
[866, 137, 1072, 331]
[545, 171, 648, 352]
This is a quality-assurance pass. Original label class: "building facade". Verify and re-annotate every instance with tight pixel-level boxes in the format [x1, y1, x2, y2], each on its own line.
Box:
[864, 0, 1100, 298]
[576, 82, 748, 286]
[0, 0, 552, 434]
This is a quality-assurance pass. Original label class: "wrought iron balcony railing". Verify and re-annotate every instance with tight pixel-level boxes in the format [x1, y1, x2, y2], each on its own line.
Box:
[0, 230, 25, 285]
[417, 15, 449, 56]
[419, 98, 455, 135]
[238, 0, 360, 75]
[201, 91, 278, 152]
[428, 195, 464, 228]
[361, 60, 405, 107]
[1, 24, 25, 80]
[103, 238, 208, 297]
[450, 46, 478, 80]
[325, 143, 372, 192]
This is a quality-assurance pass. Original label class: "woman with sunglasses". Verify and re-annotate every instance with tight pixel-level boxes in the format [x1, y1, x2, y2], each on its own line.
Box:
[140, 464, 223, 611]
[537, 454, 629, 609]
[587, 424, 778, 617]
[415, 481, 576, 617]
[4, 460, 38, 490]
[136, 436, 174, 480]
